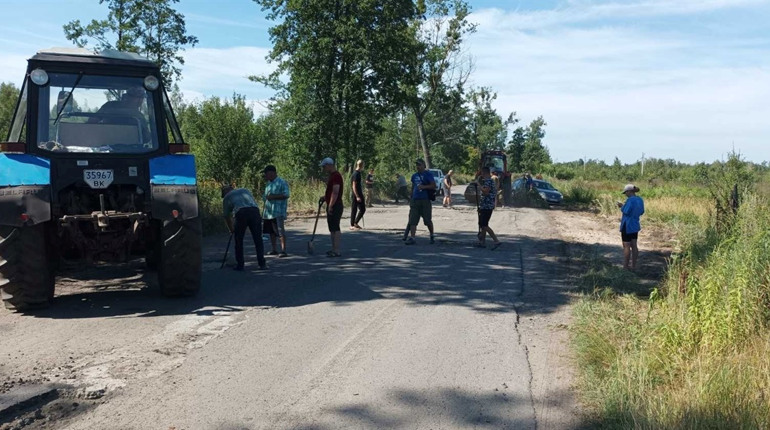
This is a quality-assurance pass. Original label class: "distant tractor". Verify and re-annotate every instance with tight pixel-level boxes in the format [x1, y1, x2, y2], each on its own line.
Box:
[464, 150, 513, 206]
[0, 48, 201, 311]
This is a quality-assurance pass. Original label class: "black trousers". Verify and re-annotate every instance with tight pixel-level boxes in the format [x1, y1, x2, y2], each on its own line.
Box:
[234, 207, 266, 268]
[350, 197, 366, 226]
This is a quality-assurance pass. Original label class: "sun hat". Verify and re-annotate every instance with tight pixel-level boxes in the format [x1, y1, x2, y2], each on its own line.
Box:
[319, 157, 334, 167]
[622, 184, 640, 193]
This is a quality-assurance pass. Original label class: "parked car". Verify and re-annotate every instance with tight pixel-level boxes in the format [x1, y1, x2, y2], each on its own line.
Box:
[513, 177, 564, 205]
[427, 169, 445, 196]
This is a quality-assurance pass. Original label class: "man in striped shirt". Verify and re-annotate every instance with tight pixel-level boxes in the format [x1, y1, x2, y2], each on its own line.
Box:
[263, 165, 290, 257]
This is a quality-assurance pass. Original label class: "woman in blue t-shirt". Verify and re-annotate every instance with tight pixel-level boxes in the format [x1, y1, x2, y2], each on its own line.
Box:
[616, 184, 645, 270]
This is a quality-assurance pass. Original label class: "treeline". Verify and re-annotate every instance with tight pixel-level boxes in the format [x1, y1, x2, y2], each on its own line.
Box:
[544, 155, 770, 185]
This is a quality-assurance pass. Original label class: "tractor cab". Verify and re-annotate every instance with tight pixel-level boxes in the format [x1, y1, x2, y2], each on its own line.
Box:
[0, 48, 201, 311]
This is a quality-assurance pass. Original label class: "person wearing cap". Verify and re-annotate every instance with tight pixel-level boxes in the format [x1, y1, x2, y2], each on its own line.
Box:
[320, 157, 343, 257]
[262, 165, 290, 257]
[222, 185, 268, 271]
[442, 170, 454, 208]
[349, 159, 366, 230]
[89, 86, 150, 142]
[365, 168, 375, 208]
[616, 184, 645, 270]
[405, 159, 436, 245]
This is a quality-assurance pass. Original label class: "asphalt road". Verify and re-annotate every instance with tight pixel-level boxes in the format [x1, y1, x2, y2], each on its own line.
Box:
[0, 186, 580, 429]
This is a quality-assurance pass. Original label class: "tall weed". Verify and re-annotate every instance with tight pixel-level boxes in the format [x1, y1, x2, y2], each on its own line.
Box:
[574, 192, 770, 428]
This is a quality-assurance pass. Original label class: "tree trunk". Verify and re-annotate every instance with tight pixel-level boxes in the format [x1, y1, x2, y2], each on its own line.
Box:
[414, 109, 431, 169]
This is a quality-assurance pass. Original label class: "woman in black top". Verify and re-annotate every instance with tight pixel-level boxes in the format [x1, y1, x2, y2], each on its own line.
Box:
[442, 170, 454, 208]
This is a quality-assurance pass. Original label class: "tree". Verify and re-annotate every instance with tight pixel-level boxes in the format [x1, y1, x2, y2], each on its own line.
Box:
[0, 82, 20, 141]
[466, 87, 506, 152]
[178, 95, 265, 187]
[402, 0, 477, 168]
[506, 118, 525, 173]
[252, 0, 416, 176]
[63, 0, 198, 86]
[521, 116, 551, 173]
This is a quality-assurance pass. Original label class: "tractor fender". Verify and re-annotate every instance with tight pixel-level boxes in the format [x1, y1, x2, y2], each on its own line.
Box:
[149, 154, 199, 221]
[0, 154, 52, 226]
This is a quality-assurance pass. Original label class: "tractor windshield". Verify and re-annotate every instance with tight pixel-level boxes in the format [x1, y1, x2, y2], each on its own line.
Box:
[35, 73, 159, 154]
[483, 155, 505, 173]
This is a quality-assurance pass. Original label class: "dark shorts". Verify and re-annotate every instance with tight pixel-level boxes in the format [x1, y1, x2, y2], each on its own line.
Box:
[479, 209, 493, 227]
[327, 202, 344, 232]
[408, 199, 432, 226]
[621, 227, 638, 242]
[263, 217, 286, 237]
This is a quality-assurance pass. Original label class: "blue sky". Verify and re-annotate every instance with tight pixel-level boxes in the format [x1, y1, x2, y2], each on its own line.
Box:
[1, 0, 769, 164]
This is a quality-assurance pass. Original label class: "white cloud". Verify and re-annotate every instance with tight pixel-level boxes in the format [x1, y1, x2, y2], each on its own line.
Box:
[479, 0, 767, 31]
[178, 46, 276, 101]
[466, 4, 770, 163]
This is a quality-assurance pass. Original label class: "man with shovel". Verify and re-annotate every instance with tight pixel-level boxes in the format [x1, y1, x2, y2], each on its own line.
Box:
[222, 185, 268, 271]
[320, 157, 343, 257]
[262, 165, 290, 257]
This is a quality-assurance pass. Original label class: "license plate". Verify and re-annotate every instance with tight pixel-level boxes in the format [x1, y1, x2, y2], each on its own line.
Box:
[83, 169, 114, 189]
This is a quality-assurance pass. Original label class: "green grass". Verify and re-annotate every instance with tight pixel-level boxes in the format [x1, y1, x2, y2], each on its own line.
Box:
[572, 192, 770, 429]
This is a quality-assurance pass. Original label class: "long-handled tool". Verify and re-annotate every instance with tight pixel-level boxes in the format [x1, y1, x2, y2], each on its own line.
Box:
[220, 232, 233, 269]
[307, 200, 325, 255]
[474, 182, 482, 242]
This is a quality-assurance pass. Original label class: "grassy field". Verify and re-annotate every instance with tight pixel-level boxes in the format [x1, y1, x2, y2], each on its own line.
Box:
[562, 175, 770, 428]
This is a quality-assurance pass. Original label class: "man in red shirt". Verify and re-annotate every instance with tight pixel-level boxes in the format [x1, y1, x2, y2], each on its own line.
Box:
[320, 157, 343, 257]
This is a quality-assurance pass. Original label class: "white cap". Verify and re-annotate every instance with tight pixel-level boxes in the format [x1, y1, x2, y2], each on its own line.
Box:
[622, 184, 639, 193]
[319, 157, 334, 167]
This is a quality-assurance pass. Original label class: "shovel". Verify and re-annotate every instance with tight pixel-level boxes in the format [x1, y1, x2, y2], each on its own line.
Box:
[220, 232, 233, 269]
[307, 200, 325, 255]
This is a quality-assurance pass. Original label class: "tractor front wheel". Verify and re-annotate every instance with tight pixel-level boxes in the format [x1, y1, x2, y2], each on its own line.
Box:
[158, 218, 202, 297]
[0, 223, 56, 311]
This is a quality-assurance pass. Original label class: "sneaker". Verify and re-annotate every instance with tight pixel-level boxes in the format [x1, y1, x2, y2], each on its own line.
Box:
[491, 242, 502, 250]
[278, 252, 288, 258]
[256, 265, 269, 271]
[473, 242, 486, 248]
[430, 236, 435, 244]
[405, 237, 415, 245]
[267, 250, 278, 256]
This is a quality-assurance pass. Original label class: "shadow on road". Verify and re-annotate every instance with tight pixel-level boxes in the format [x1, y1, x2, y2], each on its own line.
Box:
[19, 204, 665, 320]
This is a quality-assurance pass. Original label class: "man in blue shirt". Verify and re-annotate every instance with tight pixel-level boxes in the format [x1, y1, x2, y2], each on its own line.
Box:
[405, 159, 436, 245]
[616, 184, 645, 270]
[222, 185, 267, 271]
[262, 165, 290, 257]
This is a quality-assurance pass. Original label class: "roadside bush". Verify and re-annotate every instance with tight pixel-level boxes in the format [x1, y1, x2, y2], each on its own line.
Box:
[561, 181, 597, 205]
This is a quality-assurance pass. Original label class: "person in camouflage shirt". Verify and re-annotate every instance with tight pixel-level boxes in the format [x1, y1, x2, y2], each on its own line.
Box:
[475, 167, 502, 250]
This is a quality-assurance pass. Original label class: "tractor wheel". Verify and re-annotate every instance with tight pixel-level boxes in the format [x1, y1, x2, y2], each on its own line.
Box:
[502, 176, 513, 206]
[0, 223, 56, 311]
[158, 217, 202, 297]
[145, 220, 161, 270]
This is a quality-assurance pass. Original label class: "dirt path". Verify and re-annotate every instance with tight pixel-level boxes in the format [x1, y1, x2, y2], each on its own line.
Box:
[1, 187, 596, 429]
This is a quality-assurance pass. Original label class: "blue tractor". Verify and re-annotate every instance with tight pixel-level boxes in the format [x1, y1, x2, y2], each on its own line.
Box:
[0, 48, 202, 310]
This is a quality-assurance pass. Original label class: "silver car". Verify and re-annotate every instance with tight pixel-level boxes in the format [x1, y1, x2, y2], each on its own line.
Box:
[427, 169, 445, 195]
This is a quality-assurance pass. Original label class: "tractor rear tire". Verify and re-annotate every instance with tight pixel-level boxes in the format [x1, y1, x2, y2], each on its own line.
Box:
[158, 217, 202, 297]
[0, 223, 56, 311]
[502, 176, 513, 206]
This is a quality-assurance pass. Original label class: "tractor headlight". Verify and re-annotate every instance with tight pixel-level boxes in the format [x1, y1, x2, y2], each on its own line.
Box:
[143, 75, 159, 91]
[30, 68, 49, 86]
